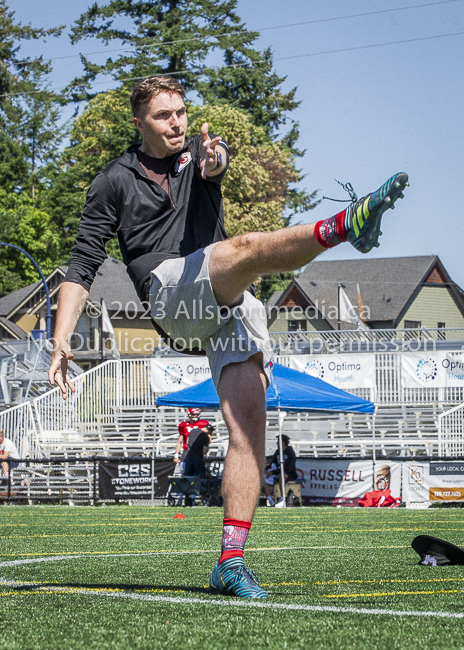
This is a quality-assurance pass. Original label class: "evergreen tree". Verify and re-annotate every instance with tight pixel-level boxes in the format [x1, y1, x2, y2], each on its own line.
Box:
[0, 1, 63, 294]
[0, 0, 63, 194]
[67, 0, 298, 133]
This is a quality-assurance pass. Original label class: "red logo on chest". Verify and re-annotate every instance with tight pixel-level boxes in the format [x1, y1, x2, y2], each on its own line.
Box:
[175, 152, 192, 173]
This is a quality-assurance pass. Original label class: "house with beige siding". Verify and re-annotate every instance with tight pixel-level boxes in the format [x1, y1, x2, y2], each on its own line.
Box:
[267, 255, 464, 335]
[0, 258, 161, 370]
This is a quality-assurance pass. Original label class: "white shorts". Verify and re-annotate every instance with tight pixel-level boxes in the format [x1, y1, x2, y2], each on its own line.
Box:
[149, 243, 273, 388]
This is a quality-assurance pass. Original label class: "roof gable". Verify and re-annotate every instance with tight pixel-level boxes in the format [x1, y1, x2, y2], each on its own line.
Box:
[280, 285, 310, 308]
[0, 281, 41, 318]
[272, 255, 461, 328]
[0, 317, 28, 341]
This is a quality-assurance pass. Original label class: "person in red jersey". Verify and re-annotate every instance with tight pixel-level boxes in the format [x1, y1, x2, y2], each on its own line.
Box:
[173, 408, 209, 473]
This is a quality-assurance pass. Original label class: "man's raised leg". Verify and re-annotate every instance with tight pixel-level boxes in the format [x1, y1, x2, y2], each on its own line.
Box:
[209, 172, 409, 307]
[208, 171, 409, 598]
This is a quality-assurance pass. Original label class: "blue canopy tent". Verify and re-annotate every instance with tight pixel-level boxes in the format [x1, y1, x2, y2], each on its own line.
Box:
[157, 363, 374, 413]
[156, 364, 375, 507]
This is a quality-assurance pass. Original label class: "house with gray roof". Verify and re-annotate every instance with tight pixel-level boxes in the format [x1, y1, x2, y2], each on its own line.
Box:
[267, 255, 464, 336]
[0, 258, 161, 369]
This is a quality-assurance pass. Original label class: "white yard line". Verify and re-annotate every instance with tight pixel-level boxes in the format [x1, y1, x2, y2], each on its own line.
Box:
[0, 580, 463, 619]
[1, 552, 463, 619]
[0, 545, 408, 568]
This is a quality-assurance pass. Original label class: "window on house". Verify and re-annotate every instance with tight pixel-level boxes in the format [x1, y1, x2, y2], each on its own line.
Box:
[288, 320, 307, 332]
[437, 322, 446, 340]
[404, 320, 421, 340]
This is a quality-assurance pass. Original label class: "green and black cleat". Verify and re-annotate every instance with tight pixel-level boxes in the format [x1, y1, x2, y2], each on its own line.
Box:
[344, 172, 409, 253]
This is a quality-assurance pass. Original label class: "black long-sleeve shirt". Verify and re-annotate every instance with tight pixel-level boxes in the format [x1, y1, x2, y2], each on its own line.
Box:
[270, 445, 297, 481]
[65, 135, 229, 302]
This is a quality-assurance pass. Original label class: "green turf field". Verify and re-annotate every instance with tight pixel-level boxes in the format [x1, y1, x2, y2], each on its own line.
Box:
[1, 505, 463, 650]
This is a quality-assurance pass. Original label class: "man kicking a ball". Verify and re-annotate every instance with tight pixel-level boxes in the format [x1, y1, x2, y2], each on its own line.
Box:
[48, 75, 408, 599]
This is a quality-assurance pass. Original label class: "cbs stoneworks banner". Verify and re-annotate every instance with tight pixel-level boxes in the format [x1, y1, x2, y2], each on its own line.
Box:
[401, 353, 464, 389]
[295, 459, 401, 506]
[99, 459, 175, 500]
[403, 461, 464, 503]
[151, 357, 211, 392]
[289, 354, 375, 389]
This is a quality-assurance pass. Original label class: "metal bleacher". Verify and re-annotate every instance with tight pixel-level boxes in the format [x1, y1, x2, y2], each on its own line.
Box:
[32, 403, 444, 460]
[0, 348, 463, 461]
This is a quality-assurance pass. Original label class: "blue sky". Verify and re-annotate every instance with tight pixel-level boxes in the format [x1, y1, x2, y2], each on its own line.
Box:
[12, 0, 464, 289]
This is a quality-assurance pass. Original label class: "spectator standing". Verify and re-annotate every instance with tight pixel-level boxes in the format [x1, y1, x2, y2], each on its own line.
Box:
[263, 435, 297, 506]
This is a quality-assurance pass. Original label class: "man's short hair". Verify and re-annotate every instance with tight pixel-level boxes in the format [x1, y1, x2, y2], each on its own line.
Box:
[129, 76, 186, 118]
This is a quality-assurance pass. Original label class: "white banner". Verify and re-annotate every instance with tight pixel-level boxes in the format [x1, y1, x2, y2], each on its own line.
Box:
[289, 354, 375, 389]
[401, 352, 464, 388]
[296, 459, 401, 506]
[151, 357, 211, 392]
[443, 353, 464, 387]
[402, 461, 464, 503]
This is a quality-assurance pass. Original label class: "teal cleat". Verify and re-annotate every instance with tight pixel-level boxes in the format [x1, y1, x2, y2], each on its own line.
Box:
[209, 556, 268, 599]
[345, 172, 409, 253]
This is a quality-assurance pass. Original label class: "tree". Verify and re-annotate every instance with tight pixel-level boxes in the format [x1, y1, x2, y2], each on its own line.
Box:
[189, 104, 317, 299]
[0, 2, 64, 294]
[0, 1, 64, 195]
[188, 104, 317, 236]
[0, 191, 59, 296]
[67, 0, 299, 134]
[45, 88, 140, 258]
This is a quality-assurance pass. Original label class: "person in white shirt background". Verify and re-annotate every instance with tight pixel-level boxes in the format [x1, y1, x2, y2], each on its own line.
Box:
[0, 430, 20, 485]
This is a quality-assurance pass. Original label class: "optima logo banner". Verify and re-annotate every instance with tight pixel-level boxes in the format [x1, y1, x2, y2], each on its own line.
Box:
[290, 354, 375, 389]
[401, 352, 464, 388]
[151, 357, 212, 392]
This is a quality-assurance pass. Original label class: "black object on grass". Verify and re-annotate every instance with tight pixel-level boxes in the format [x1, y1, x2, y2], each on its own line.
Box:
[412, 535, 464, 566]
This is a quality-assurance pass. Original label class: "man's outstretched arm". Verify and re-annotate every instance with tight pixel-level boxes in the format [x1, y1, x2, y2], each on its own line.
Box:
[48, 282, 89, 400]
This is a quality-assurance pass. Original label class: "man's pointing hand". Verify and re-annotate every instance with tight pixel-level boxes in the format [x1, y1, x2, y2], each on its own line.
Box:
[200, 122, 224, 179]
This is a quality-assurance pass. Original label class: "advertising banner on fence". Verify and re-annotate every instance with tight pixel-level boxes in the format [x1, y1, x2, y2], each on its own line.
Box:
[402, 461, 464, 503]
[443, 353, 464, 387]
[151, 357, 211, 392]
[289, 354, 375, 389]
[99, 459, 175, 500]
[401, 353, 464, 389]
[295, 459, 401, 506]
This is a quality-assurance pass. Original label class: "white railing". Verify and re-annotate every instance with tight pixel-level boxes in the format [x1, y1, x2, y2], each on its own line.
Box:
[0, 351, 463, 459]
[438, 402, 464, 456]
[0, 402, 41, 458]
[33, 360, 120, 439]
[269, 327, 464, 351]
[120, 359, 157, 408]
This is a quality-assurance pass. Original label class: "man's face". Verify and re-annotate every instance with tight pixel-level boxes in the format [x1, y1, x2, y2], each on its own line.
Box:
[188, 412, 200, 423]
[134, 91, 187, 157]
[0, 435, 4, 445]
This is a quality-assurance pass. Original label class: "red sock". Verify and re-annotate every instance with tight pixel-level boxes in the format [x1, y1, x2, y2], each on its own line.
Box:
[219, 518, 251, 564]
[314, 210, 347, 248]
